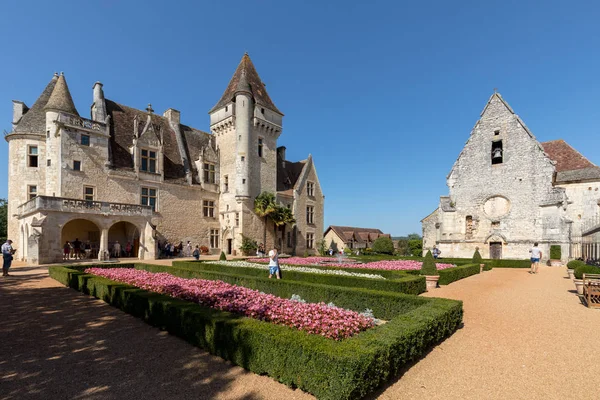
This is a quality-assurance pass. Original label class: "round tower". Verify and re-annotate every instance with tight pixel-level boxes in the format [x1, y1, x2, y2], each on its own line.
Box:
[234, 70, 253, 200]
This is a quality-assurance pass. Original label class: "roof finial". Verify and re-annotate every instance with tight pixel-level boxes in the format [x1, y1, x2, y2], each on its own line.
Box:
[53, 72, 59, 77]
[146, 103, 154, 113]
[493, 87, 498, 93]
[60, 71, 64, 76]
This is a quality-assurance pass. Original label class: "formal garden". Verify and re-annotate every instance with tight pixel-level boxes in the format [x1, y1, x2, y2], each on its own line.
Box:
[47, 244, 544, 399]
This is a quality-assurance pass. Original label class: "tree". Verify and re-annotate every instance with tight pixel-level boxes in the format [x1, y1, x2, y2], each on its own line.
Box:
[316, 239, 327, 256]
[420, 250, 439, 276]
[408, 239, 423, 257]
[372, 236, 395, 255]
[407, 233, 421, 240]
[271, 205, 295, 251]
[254, 192, 277, 247]
[0, 199, 7, 244]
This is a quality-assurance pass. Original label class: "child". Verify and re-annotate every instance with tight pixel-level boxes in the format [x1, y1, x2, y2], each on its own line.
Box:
[268, 247, 281, 279]
[192, 245, 200, 261]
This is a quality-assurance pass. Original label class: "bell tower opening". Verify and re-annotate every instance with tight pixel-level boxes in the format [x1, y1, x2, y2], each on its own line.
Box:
[491, 140, 503, 165]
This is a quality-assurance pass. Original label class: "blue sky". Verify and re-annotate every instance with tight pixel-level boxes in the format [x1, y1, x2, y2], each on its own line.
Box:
[1, 0, 599, 236]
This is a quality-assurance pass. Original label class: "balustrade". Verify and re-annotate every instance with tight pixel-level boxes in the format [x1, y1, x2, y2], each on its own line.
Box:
[16, 196, 152, 217]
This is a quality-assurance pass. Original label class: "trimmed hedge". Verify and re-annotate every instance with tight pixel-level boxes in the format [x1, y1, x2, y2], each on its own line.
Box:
[49, 264, 462, 400]
[172, 261, 426, 295]
[438, 263, 480, 285]
[574, 265, 600, 280]
[567, 260, 586, 270]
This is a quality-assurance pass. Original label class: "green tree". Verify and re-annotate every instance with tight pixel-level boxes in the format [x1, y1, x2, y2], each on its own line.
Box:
[420, 250, 439, 276]
[271, 204, 295, 251]
[219, 251, 227, 261]
[407, 233, 421, 240]
[316, 239, 327, 256]
[372, 236, 395, 255]
[0, 199, 7, 244]
[239, 235, 258, 256]
[254, 192, 277, 247]
[408, 239, 423, 257]
[472, 248, 483, 264]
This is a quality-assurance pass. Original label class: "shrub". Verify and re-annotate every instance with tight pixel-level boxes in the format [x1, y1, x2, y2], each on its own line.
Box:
[343, 247, 352, 255]
[219, 251, 227, 261]
[303, 249, 309, 257]
[574, 264, 600, 279]
[567, 260, 586, 270]
[438, 263, 480, 285]
[239, 235, 258, 256]
[49, 264, 462, 400]
[420, 251, 438, 276]
[550, 245, 561, 260]
[472, 249, 483, 264]
[316, 239, 328, 256]
[372, 237, 395, 255]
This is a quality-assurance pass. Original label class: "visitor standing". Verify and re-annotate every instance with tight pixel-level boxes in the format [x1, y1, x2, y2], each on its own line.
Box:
[432, 245, 441, 259]
[192, 245, 200, 260]
[529, 242, 542, 274]
[63, 241, 71, 261]
[84, 240, 92, 259]
[73, 238, 82, 260]
[125, 241, 132, 257]
[268, 247, 281, 279]
[2, 239, 15, 277]
[186, 241, 192, 257]
[113, 241, 121, 258]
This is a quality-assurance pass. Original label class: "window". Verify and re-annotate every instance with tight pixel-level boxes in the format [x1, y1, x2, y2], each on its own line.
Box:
[73, 160, 81, 171]
[225, 106, 228, 112]
[306, 205, 314, 224]
[46, 130, 50, 138]
[224, 175, 229, 192]
[47, 159, 51, 167]
[141, 187, 157, 211]
[494, 130, 500, 136]
[261, 108, 265, 114]
[210, 229, 219, 248]
[141, 149, 157, 173]
[81, 134, 90, 146]
[258, 138, 263, 157]
[28, 185, 37, 201]
[287, 232, 292, 247]
[465, 216, 473, 239]
[235, 212, 239, 227]
[203, 163, 216, 184]
[28, 146, 38, 167]
[84, 186, 95, 201]
[491, 140, 503, 165]
[241, 156, 245, 162]
[307, 182, 315, 197]
[306, 233, 314, 249]
[203, 200, 215, 218]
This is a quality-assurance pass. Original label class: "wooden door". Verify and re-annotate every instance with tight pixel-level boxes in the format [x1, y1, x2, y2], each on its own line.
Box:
[490, 242, 502, 259]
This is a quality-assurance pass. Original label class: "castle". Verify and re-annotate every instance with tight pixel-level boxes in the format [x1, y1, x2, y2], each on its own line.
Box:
[5, 54, 324, 264]
[422, 92, 600, 261]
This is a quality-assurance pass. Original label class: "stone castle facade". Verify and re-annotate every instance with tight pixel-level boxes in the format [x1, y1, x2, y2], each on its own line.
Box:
[5, 54, 324, 264]
[422, 93, 600, 261]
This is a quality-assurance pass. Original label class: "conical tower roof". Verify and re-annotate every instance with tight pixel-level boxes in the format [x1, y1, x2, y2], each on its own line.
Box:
[14, 73, 59, 133]
[210, 53, 282, 115]
[44, 72, 79, 116]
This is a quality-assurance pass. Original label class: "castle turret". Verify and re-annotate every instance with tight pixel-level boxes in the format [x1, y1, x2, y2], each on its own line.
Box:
[235, 70, 252, 199]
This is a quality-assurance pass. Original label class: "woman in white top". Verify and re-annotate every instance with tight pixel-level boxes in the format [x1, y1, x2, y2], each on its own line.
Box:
[268, 248, 281, 279]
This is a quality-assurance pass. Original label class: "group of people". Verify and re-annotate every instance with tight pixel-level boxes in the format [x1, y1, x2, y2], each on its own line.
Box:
[62, 238, 93, 260]
[161, 241, 201, 260]
[110, 241, 134, 258]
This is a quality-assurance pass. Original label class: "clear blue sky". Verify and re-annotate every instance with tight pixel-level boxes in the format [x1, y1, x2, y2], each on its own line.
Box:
[1, 0, 599, 236]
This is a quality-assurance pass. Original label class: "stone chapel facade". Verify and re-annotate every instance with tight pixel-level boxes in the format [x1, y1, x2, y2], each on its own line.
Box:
[5, 54, 324, 264]
[422, 92, 600, 261]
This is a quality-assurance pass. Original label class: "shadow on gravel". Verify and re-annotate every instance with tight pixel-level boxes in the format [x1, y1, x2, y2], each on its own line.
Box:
[0, 276, 262, 400]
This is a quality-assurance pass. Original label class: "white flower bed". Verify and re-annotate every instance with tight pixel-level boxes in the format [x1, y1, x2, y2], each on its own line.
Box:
[211, 260, 386, 280]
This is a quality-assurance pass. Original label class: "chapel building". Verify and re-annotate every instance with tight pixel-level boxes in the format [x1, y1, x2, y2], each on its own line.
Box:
[422, 92, 600, 261]
[5, 54, 324, 264]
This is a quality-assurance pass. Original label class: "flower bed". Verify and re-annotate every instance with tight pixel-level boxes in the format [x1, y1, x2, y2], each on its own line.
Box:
[253, 256, 456, 271]
[212, 260, 386, 279]
[85, 268, 374, 340]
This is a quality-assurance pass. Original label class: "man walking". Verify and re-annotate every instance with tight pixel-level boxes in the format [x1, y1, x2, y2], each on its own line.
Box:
[529, 242, 542, 274]
[2, 239, 15, 277]
[432, 245, 441, 259]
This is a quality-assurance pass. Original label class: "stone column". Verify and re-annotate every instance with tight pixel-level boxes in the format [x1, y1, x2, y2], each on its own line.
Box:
[98, 228, 108, 260]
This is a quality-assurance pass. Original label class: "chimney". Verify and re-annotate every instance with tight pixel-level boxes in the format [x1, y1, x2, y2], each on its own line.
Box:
[12, 100, 29, 129]
[92, 82, 107, 123]
[277, 146, 286, 161]
[163, 108, 181, 126]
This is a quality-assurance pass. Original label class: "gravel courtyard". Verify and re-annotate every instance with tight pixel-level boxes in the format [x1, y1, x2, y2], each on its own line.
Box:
[1, 262, 598, 400]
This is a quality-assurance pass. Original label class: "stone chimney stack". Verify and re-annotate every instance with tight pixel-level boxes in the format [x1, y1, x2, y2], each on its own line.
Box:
[12, 100, 28, 130]
[92, 82, 107, 123]
[163, 108, 181, 126]
[277, 146, 286, 161]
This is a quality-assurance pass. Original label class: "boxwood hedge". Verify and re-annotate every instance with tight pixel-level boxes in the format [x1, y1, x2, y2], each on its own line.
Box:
[50, 263, 462, 400]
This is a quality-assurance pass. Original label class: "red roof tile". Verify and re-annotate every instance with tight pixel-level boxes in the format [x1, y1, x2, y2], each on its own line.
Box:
[542, 140, 595, 172]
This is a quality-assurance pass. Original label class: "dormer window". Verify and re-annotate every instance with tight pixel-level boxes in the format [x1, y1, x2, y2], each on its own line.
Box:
[491, 141, 503, 165]
[203, 163, 216, 184]
[141, 149, 157, 173]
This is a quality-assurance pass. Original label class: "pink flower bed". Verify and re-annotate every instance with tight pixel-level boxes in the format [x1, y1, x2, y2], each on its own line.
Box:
[253, 257, 455, 271]
[84, 268, 374, 340]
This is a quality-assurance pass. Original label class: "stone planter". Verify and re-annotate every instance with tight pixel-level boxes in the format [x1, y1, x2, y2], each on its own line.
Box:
[567, 269, 575, 280]
[550, 259, 562, 267]
[480, 263, 485, 273]
[425, 275, 440, 291]
[574, 279, 584, 295]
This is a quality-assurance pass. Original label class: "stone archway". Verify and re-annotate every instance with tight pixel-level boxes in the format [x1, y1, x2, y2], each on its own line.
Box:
[61, 219, 101, 260]
[108, 221, 141, 258]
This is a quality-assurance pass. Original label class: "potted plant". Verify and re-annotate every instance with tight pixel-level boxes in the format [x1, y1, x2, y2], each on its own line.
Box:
[239, 235, 258, 256]
[567, 260, 585, 280]
[472, 248, 484, 273]
[421, 250, 439, 290]
[574, 265, 600, 296]
[549, 245, 562, 267]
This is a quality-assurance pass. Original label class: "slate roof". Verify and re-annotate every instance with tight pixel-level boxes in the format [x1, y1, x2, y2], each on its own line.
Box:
[276, 153, 306, 193]
[43, 73, 79, 116]
[210, 53, 282, 115]
[13, 74, 58, 133]
[555, 167, 600, 184]
[105, 100, 210, 183]
[541, 140, 595, 172]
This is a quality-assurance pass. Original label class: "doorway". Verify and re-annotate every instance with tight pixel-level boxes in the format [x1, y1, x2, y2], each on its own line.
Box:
[489, 242, 502, 259]
[227, 239, 232, 255]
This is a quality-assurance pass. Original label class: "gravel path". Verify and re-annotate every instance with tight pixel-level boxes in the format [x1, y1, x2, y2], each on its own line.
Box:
[1, 263, 598, 399]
